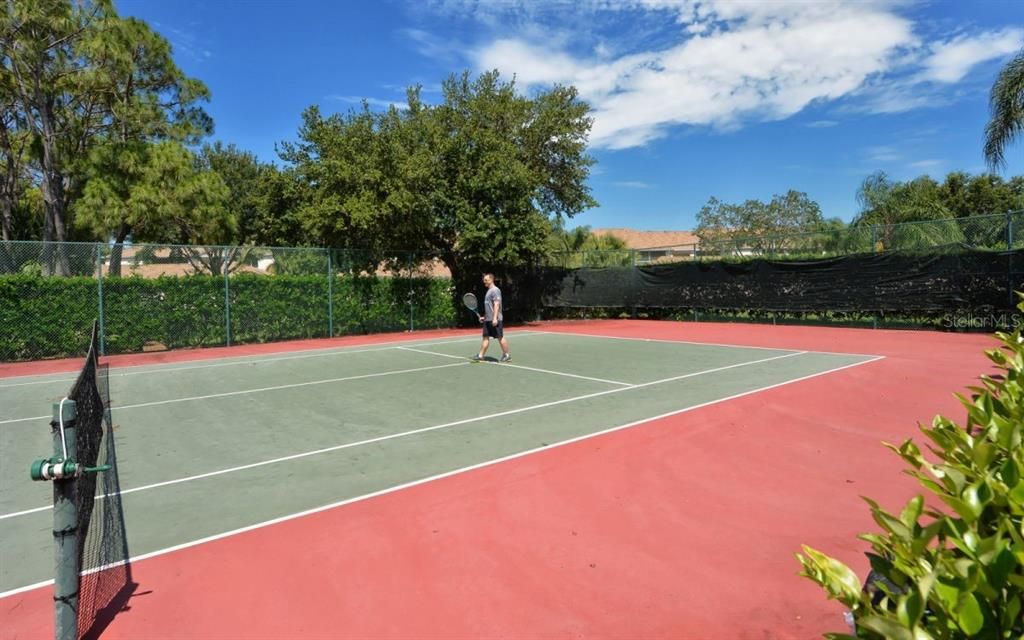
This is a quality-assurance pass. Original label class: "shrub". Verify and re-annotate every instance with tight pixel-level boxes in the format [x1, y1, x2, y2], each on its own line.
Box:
[0, 273, 456, 360]
[797, 302, 1024, 639]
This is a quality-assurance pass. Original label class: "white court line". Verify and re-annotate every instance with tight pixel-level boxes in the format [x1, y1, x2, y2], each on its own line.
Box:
[0, 353, 883, 599]
[397, 346, 633, 387]
[0, 361, 470, 426]
[0, 350, 809, 521]
[0, 332, 550, 389]
[526, 329, 883, 359]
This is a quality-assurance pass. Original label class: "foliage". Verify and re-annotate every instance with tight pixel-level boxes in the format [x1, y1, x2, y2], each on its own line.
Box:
[855, 172, 953, 226]
[1, 0, 212, 248]
[939, 172, 1024, 219]
[76, 142, 231, 241]
[279, 69, 597, 299]
[195, 142, 303, 247]
[0, 272, 455, 360]
[547, 224, 631, 267]
[985, 48, 1024, 170]
[695, 190, 824, 256]
[797, 302, 1024, 639]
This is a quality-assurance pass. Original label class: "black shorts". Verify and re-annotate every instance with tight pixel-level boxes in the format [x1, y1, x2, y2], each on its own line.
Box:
[483, 321, 504, 339]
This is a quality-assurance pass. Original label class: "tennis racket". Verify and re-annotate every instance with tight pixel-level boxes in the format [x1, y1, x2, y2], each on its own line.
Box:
[462, 292, 482, 322]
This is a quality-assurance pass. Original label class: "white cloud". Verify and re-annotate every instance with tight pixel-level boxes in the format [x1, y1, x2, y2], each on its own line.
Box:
[474, 4, 915, 148]
[420, 1, 1023, 149]
[921, 28, 1023, 83]
[806, 120, 839, 128]
[865, 145, 902, 163]
[611, 180, 654, 188]
[909, 159, 943, 169]
[402, 28, 462, 63]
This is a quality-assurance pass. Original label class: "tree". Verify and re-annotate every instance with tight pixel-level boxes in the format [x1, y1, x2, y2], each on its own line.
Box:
[1, 0, 212, 268]
[939, 172, 1024, 218]
[75, 140, 231, 275]
[196, 142, 262, 243]
[695, 190, 824, 256]
[0, 61, 32, 242]
[985, 47, 1024, 170]
[547, 223, 630, 266]
[854, 172, 959, 250]
[281, 70, 597, 296]
[2, 0, 103, 251]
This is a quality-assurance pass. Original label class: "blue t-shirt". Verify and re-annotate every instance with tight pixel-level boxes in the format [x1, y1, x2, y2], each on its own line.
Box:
[484, 286, 503, 322]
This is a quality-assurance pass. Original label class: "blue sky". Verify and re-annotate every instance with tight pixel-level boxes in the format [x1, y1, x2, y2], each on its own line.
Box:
[119, 0, 1024, 231]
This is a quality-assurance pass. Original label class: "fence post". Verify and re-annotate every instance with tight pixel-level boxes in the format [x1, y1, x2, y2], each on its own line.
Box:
[95, 244, 105, 356]
[630, 249, 638, 319]
[408, 252, 415, 332]
[224, 264, 231, 347]
[327, 250, 334, 338]
[1009, 212, 1015, 309]
[871, 226, 878, 252]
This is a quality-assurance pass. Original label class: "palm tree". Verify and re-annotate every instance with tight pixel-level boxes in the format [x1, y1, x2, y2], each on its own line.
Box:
[985, 48, 1024, 169]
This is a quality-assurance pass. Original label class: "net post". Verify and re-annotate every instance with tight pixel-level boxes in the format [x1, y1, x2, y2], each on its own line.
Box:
[51, 400, 79, 640]
[327, 250, 334, 338]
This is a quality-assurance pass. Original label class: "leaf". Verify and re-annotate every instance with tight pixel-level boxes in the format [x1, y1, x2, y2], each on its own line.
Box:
[955, 593, 984, 635]
[900, 496, 924, 529]
[988, 547, 1017, 589]
[933, 579, 960, 611]
[857, 615, 915, 640]
[939, 494, 979, 524]
[1000, 458, 1020, 489]
[797, 547, 863, 604]
[1003, 595, 1021, 631]
[897, 589, 924, 627]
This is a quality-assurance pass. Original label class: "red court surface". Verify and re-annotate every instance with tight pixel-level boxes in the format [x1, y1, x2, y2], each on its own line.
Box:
[0, 320, 998, 640]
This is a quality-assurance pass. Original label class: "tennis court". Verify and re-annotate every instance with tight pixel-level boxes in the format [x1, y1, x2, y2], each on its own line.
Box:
[0, 320, 996, 638]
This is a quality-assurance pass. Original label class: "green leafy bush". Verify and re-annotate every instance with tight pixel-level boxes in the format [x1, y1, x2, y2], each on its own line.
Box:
[0, 273, 456, 360]
[798, 304, 1024, 639]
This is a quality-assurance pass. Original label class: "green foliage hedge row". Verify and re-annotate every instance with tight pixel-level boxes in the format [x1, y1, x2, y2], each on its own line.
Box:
[0, 274, 456, 361]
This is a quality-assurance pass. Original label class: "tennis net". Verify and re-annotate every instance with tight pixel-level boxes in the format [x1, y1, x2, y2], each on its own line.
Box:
[66, 321, 132, 639]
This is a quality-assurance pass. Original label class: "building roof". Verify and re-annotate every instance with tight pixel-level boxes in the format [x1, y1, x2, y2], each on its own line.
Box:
[591, 228, 699, 250]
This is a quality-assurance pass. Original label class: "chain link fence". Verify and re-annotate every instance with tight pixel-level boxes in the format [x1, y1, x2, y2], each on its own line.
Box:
[0, 242, 456, 361]
[5, 212, 1023, 360]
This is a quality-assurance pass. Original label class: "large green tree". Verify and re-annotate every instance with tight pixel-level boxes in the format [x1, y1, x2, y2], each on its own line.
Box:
[75, 140, 230, 274]
[854, 172, 951, 227]
[694, 190, 824, 255]
[939, 171, 1024, 218]
[985, 47, 1024, 169]
[2, 0, 102, 249]
[547, 223, 630, 267]
[853, 172, 961, 250]
[281, 70, 597, 293]
[191, 142, 310, 248]
[2, 0, 213, 268]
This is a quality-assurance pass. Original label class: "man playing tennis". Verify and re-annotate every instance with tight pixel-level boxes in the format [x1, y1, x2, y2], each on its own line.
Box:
[473, 273, 511, 362]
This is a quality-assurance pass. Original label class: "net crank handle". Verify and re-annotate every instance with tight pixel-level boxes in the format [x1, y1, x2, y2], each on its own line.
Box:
[30, 457, 111, 482]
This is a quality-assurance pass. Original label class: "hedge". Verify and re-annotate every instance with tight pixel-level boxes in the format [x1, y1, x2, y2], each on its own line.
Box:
[0, 274, 456, 361]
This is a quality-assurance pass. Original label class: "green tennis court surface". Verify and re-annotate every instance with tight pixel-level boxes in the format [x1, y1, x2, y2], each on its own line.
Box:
[0, 330, 878, 593]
